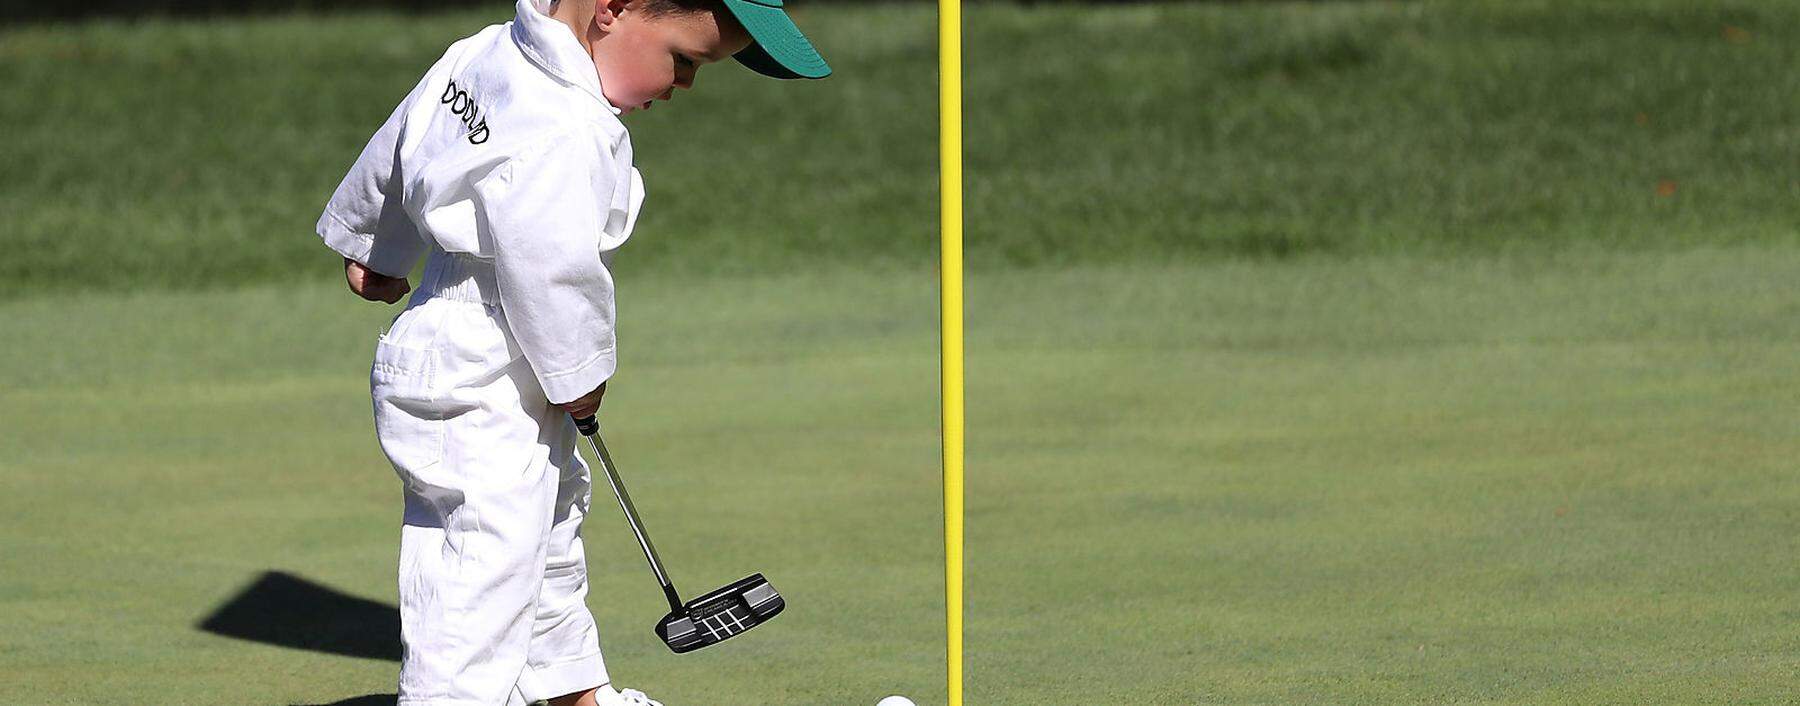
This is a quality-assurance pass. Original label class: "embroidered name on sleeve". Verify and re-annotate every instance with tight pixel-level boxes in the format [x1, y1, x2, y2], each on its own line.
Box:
[441, 79, 491, 145]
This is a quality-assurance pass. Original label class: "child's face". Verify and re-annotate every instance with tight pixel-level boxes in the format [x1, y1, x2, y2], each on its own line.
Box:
[591, 4, 752, 114]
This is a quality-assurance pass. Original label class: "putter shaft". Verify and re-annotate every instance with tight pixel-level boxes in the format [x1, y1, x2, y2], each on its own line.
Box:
[576, 416, 683, 613]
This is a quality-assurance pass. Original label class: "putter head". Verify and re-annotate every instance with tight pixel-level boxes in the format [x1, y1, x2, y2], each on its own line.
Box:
[655, 573, 785, 653]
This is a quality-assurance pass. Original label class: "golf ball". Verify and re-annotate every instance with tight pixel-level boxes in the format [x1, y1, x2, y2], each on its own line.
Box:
[876, 697, 916, 706]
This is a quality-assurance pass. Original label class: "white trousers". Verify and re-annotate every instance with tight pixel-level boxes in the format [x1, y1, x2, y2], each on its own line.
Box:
[371, 251, 609, 706]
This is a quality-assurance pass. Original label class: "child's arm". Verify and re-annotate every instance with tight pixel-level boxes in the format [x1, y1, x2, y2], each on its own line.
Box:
[476, 129, 628, 411]
[344, 257, 411, 304]
[317, 86, 432, 286]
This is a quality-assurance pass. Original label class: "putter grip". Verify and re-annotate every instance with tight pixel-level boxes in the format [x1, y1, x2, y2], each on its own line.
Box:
[574, 415, 598, 436]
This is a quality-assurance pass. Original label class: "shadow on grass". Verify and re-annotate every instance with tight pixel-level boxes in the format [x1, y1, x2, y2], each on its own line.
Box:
[197, 571, 401, 705]
[293, 695, 399, 706]
[199, 570, 400, 661]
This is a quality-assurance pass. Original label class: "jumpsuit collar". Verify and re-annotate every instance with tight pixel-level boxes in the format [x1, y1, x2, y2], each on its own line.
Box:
[513, 0, 623, 116]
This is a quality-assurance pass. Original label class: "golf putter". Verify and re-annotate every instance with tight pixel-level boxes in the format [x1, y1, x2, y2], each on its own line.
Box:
[573, 415, 785, 653]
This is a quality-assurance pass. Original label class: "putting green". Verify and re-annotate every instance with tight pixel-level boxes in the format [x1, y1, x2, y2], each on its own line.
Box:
[4, 249, 1799, 704]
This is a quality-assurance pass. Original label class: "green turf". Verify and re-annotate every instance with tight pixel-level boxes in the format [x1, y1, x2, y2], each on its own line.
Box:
[4, 0, 1799, 702]
[4, 246, 1800, 704]
[2, 0, 1799, 298]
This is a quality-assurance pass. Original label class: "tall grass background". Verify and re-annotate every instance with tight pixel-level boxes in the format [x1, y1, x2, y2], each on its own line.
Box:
[1, 0, 1796, 298]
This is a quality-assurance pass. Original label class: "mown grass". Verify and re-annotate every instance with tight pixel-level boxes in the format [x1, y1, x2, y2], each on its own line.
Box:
[2, 0, 1798, 298]
[4, 247, 1800, 703]
[4, 1, 1800, 703]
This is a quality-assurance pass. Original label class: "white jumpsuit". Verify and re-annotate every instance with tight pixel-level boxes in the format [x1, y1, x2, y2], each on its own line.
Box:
[316, 0, 644, 703]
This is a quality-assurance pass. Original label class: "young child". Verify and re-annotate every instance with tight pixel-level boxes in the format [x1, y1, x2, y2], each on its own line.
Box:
[316, 0, 828, 703]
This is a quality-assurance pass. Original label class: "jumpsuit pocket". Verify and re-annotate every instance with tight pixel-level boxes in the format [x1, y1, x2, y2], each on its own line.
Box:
[371, 336, 445, 474]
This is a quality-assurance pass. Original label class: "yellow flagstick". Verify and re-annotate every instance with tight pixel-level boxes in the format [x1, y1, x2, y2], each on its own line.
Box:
[938, 0, 964, 701]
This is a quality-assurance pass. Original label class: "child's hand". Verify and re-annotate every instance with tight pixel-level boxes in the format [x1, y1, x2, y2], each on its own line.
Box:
[558, 381, 607, 420]
[345, 257, 411, 304]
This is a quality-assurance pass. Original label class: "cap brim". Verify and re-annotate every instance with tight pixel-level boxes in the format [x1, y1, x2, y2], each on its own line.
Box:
[721, 0, 831, 80]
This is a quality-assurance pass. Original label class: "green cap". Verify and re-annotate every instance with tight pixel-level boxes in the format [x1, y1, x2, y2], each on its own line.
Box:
[722, 0, 831, 80]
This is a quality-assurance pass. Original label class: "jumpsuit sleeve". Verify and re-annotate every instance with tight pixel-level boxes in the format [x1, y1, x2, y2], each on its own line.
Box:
[315, 91, 430, 278]
[474, 129, 622, 406]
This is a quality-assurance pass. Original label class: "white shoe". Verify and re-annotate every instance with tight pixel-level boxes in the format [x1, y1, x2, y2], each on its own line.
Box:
[607, 686, 664, 706]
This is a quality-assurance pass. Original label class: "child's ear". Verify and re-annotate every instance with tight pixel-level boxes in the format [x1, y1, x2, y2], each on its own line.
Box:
[595, 0, 630, 29]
